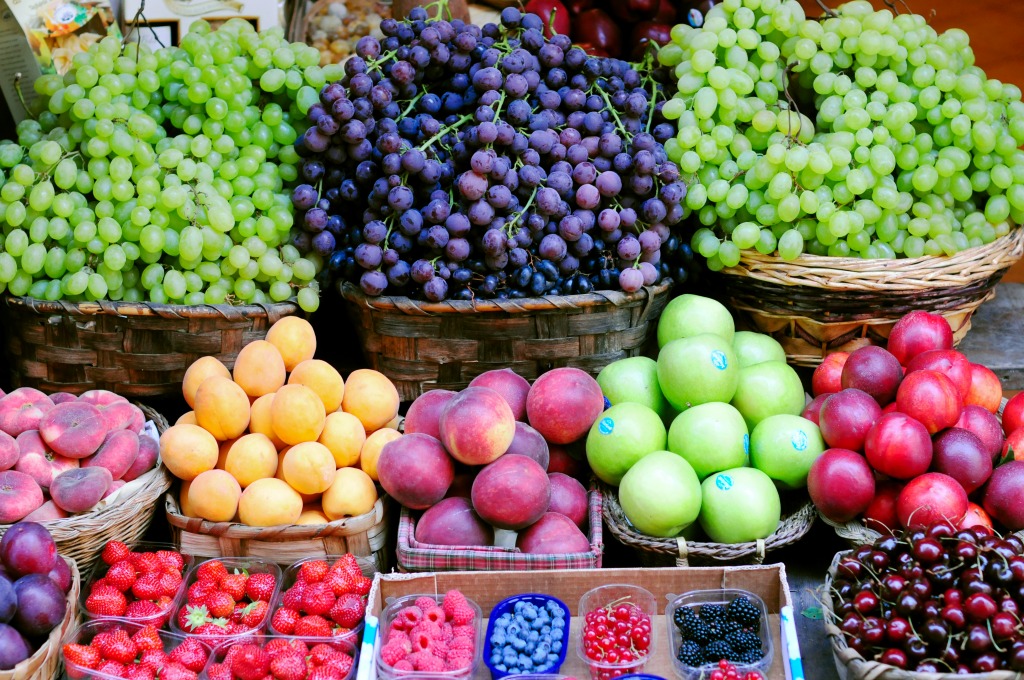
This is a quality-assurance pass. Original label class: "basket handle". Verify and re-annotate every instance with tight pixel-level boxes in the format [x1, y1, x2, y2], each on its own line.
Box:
[674, 536, 689, 567]
[754, 538, 766, 564]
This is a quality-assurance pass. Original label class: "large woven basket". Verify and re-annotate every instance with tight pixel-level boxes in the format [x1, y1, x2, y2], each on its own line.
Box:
[603, 484, 816, 566]
[0, 296, 300, 398]
[395, 484, 604, 572]
[0, 556, 80, 680]
[0, 404, 171, 576]
[715, 228, 1024, 366]
[164, 492, 390, 575]
[339, 280, 673, 401]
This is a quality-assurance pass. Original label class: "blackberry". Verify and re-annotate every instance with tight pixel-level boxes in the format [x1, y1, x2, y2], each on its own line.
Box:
[720, 621, 743, 636]
[673, 606, 698, 630]
[725, 631, 762, 653]
[700, 604, 727, 623]
[701, 641, 734, 663]
[679, 619, 712, 645]
[738, 649, 765, 665]
[676, 640, 703, 667]
[726, 596, 760, 626]
[704, 620, 725, 642]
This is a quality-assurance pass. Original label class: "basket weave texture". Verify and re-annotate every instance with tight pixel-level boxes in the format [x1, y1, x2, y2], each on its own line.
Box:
[0, 296, 299, 397]
[395, 484, 604, 571]
[165, 493, 390, 575]
[0, 556, 80, 680]
[715, 228, 1024, 366]
[339, 280, 672, 401]
[0, 404, 171, 577]
[603, 484, 816, 566]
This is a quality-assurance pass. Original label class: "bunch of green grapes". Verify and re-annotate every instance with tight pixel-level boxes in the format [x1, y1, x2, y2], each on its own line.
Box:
[657, 0, 1024, 268]
[0, 20, 339, 311]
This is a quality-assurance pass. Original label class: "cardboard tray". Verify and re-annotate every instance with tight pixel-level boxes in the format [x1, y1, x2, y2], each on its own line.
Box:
[356, 566, 802, 680]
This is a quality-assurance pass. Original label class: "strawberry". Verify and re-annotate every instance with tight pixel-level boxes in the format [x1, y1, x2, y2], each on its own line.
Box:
[96, 660, 127, 678]
[351, 576, 372, 597]
[156, 595, 175, 612]
[132, 573, 164, 601]
[96, 628, 138, 664]
[298, 560, 329, 584]
[101, 541, 131, 566]
[125, 600, 163, 620]
[130, 625, 163, 652]
[264, 639, 307, 660]
[196, 560, 228, 583]
[90, 577, 111, 593]
[245, 573, 277, 602]
[131, 553, 161, 575]
[229, 643, 270, 680]
[271, 607, 300, 634]
[161, 661, 199, 680]
[196, 622, 230, 636]
[188, 580, 217, 605]
[331, 627, 353, 639]
[335, 554, 361, 579]
[126, 664, 156, 680]
[63, 643, 101, 672]
[443, 591, 474, 625]
[139, 649, 170, 672]
[301, 582, 336, 616]
[269, 652, 307, 680]
[330, 593, 364, 629]
[105, 560, 138, 592]
[206, 591, 236, 619]
[220, 573, 248, 601]
[282, 584, 306, 610]
[323, 569, 354, 597]
[86, 584, 128, 617]
[333, 654, 354, 678]
[309, 667, 343, 680]
[157, 550, 185, 573]
[182, 603, 213, 632]
[206, 663, 233, 680]
[159, 570, 183, 596]
[241, 600, 269, 629]
[294, 614, 332, 637]
[170, 638, 210, 672]
[309, 644, 343, 666]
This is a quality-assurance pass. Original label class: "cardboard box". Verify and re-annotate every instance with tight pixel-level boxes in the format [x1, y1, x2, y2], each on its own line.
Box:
[358, 566, 801, 680]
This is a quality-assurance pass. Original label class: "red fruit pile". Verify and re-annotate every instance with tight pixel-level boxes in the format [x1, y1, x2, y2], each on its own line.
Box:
[270, 555, 371, 638]
[709, 659, 765, 680]
[206, 638, 355, 680]
[85, 542, 186, 624]
[581, 599, 652, 679]
[62, 624, 210, 680]
[379, 590, 477, 674]
[174, 560, 277, 637]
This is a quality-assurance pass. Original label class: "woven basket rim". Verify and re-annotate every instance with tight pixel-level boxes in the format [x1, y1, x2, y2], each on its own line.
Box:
[1, 295, 300, 320]
[338, 279, 673, 315]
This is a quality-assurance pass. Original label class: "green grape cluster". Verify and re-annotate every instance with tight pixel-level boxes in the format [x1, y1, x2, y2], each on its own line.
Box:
[657, 0, 1024, 267]
[0, 20, 337, 311]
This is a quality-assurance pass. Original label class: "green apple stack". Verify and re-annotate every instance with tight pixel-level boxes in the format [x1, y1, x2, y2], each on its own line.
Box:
[589, 293, 824, 543]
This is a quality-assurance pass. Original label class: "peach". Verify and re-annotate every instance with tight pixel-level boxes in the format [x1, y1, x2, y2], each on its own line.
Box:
[965, 363, 1002, 414]
[289, 360, 345, 413]
[223, 434, 278, 487]
[0, 431, 18, 471]
[0, 388, 55, 437]
[415, 497, 493, 547]
[49, 392, 76, 405]
[322, 467, 378, 519]
[360, 428, 401, 481]
[103, 479, 126, 499]
[377, 434, 455, 510]
[77, 390, 125, 407]
[187, 469, 241, 522]
[547, 472, 589, 529]
[445, 473, 475, 500]
[176, 411, 198, 426]
[404, 390, 457, 440]
[469, 369, 530, 420]
[14, 431, 78, 488]
[39, 402, 108, 459]
[547, 444, 588, 479]
[526, 368, 605, 445]
[82, 430, 140, 480]
[182, 357, 231, 408]
[516, 512, 591, 554]
[160, 424, 219, 481]
[233, 340, 286, 398]
[271, 384, 326, 445]
[0, 471, 45, 522]
[439, 387, 516, 465]
[23, 500, 68, 522]
[50, 467, 112, 513]
[297, 504, 330, 525]
[122, 435, 158, 482]
[319, 412, 366, 468]
[341, 369, 399, 433]
[471, 454, 551, 530]
[250, 394, 285, 450]
[281, 441, 336, 494]
[194, 376, 251, 441]
[265, 316, 317, 372]
[505, 422, 550, 470]
[98, 401, 141, 432]
[237, 477, 303, 526]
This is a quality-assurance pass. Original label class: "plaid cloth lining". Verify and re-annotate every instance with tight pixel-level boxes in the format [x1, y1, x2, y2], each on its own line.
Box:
[396, 483, 604, 571]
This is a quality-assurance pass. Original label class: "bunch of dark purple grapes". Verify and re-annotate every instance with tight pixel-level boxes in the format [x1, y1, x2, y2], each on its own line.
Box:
[291, 5, 695, 301]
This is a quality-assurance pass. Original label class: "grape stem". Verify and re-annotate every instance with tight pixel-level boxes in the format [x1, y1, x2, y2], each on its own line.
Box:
[417, 113, 473, 152]
[813, 0, 838, 18]
[12, 74, 33, 121]
[398, 90, 427, 120]
[503, 184, 538, 237]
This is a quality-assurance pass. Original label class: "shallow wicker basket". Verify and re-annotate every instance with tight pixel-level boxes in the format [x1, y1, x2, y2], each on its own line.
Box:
[603, 483, 816, 566]
[0, 404, 171, 577]
[715, 228, 1024, 366]
[0, 556, 80, 680]
[339, 280, 673, 401]
[0, 296, 300, 398]
[164, 492, 389, 575]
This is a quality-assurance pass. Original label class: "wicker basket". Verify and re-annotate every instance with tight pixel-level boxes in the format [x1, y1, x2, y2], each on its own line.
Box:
[0, 556, 80, 680]
[395, 484, 604, 571]
[603, 483, 816, 566]
[714, 228, 1024, 366]
[0, 296, 299, 397]
[339, 280, 673, 401]
[0, 404, 172, 577]
[164, 492, 390, 575]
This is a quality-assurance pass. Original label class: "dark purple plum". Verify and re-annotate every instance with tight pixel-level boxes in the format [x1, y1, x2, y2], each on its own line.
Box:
[0, 623, 31, 670]
[12, 574, 65, 638]
[0, 523, 56, 577]
[45, 558, 71, 594]
[0, 575, 13, 623]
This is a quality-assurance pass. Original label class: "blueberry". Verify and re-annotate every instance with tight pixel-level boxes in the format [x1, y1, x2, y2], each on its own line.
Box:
[547, 653, 559, 662]
[492, 633, 506, 646]
[551, 627, 564, 641]
[552, 618, 565, 629]
[541, 625, 551, 635]
[512, 638, 526, 651]
[552, 641, 562, 653]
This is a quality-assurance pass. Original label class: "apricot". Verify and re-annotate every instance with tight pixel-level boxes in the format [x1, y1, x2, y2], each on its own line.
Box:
[296, 504, 330, 525]
[271, 384, 326, 445]
[265, 316, 317, 372]
[223, 434, 278, 487]
[233, 340, 287, 398]
[322, 467, 378, 520]
[160, 424, 219, 481]
[319, 412, 366, 468]
[238, 478, 303, 526]
[289, 360, 344, 413]
[187, 469, 241, 522]
[178, 479, 195, 517]
[182, 357, 230, 408]
[360, 428, 401, 482]
[194, 376, 251, 441]
[281, 442, 336, 495]
[176, 411, 197, 426]
[250, 394, 285, 449]
[341, 369, 399, 433]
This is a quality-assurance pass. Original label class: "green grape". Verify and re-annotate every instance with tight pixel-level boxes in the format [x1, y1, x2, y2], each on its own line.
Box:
[297, 286, 319, 312]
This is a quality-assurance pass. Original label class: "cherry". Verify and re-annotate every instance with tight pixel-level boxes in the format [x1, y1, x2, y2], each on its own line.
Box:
[915, 661, 940, 673]
[1005, 535, 1024, 554]
[874, 536, 899, 554]
[972, 652, 1000, 673]
[955, 530, 978, 544]
[956, 663, 972, 674]
[895, 592, 920, 617]
[848, 635, 866, 654]
[869, 551, 891, 571]
[928, 523, 955, 539]
[854, 545, 874, 562]
[992, 612, 1019, 641]
[904, 635, 928, 661]
[922, 600, 940, 618]
[964, 593, 998, 621]
[944, 588, 963, 606]
[878, 648, 907, 669]
[857, 580, 876, 594]
[855, 591, 880, 614]
[982, 535, 1001, 549]
[941, 645, 961, 665]
[928, 568, 955, 590]
[900, 565, 924, 581]
[862, 617, 885, 645]
[913, 538, 944, 565]
[964, 579, 994, 596]
[1011, 646, 1024, 672]
[908, 530, 927, 544]
[966, 624, 993, 652]
[971, 525, 993, 539]
[837, 581, 856, 599]
[909, 579, 932, 599]
[920, 618, 949, 645]
[995, 541, 1018, 561]
[1009, 556, 1024, 582]
[954, 541, 979, 561]
[1002, 597, 1020, 616]
[838, 558, 863, 579]
[940, 604, 966, 631]
[881, 574, 906, 599]
[837, 601, 855, 616]
[895, 552, 914, 567]
[886, 618, 910, 644]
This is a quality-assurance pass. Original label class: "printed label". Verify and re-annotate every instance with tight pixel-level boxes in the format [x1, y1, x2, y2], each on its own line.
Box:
[743, 433, 750, 456]
[598, 417, 614, 435]
[603, 396, 612, 410]
[715, 474, 733, 491]
[710, 350, 728, 370]
[792, 430, 808, 451]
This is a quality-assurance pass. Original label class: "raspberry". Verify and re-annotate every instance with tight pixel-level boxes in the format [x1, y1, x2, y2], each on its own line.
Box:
[449, 637, 473, 653]
[393, 661, 413, 672]
[430, 639, 449, 660]
[422, 606, 445, 625]
[411, 652, 444, 673]
[388, 630, 409, 644]
[396, 605, 423, 630]
[409, 630, 435, 655]
[452, 624, 475, 641]
[442, 591, 474, 625]
[411, 620, 441, 640]
[386, 634, 412, 654]
[445, 650, 473, 670]
[438, 623, 454, 642]
[380, 644, 407, 668]
[414, 597, 437, 611]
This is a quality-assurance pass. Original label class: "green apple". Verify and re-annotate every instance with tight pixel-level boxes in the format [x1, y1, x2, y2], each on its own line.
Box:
[657, 334, 739, 412]
[618, 450, 702, 537]
[733, 331, 787, 368]
[597, 357, 673, 423]
[749, 415, 825, 489]
[585, 402, 666, 485]
[657, 294, 735, 348]
[699, 467, 781, 544]
[667, 403, 748, 480]
[731, 361, 805, 430]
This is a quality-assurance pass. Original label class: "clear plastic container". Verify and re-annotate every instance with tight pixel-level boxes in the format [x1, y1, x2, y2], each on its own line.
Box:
[170, 557, 282, 643]
[665, 589, 773, 680]
[577, 585, 658, 680]
[484, 593, 570, 679]
[203, 634, 358, 680]
[376, 593, 484, 680]
[64, 619, 213, 680]
[267, 555, 364, 645]
[81, 542, 195, 629]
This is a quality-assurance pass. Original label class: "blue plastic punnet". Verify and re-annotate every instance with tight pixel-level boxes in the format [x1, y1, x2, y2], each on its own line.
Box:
[484, 593, 571, 680]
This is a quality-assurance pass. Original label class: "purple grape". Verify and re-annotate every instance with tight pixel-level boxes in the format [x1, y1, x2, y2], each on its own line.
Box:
[617, 235, 641, 260]
[388, 186, 414, 211]
[304, 208, 328, 233]
[471, 151, 493, 174]
[558, 215, 583, 242]
[468, 200, 495, 226]
[383, 248, 401, 266]
[411, 259, 435, 283]
[639, 230, 662, 254]
[539, 234, 567, 261]
[575, 185, 600, 210]
[597, 209, 620, 232]
[354, 243, 383, 269]
[596, 171, 623, 197]
[291, 184, 317, 210]
[0, 624, 30, 671]
[423, 277, 448, 301]
[312, 231, 336, 256]
[619, 208, 638, 228]
[386, 261, 411, 286]
[619, 267, 644, 292]
[457, 172, 488, 201]
[360, 270, 388, 295]
[536, 188, 561, 216]
[445, 238, 471, 261]
[426, 225, 450, 249]
[303, 129, 330, 153]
